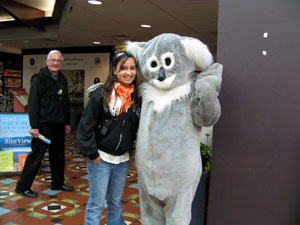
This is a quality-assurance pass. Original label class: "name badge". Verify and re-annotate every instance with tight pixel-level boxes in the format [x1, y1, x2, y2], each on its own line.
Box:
[57, 89, 63, 95]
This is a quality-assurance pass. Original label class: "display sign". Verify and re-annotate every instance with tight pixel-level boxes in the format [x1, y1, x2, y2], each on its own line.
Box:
[4, 77, 22, 88]
[4, 69, 22, 77]
[16, 95, 28, 106]
[0, 113, 32, 172]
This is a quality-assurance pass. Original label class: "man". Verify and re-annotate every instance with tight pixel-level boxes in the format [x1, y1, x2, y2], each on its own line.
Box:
[15, 50, 74, 198]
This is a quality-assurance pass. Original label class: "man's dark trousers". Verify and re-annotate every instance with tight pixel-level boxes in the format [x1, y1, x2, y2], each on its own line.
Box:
[16, 123, 66, 190]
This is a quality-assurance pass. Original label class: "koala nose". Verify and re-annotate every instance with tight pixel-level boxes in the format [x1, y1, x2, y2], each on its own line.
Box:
[158, 67, 166, 81]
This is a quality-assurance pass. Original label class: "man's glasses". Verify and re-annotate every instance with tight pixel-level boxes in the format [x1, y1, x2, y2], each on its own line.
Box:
[48, 59, 63, 63]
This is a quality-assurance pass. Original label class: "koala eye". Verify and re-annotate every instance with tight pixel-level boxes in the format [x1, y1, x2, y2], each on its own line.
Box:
[151, 61, 157, 68]
[161, 52, 174, 70]
[146, 55, 161, 72]
[165, 58, 171, 66]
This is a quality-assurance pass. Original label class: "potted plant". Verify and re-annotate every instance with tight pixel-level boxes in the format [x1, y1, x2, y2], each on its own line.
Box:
[191, 133, 212, 225]
[200, 133, 212, 174]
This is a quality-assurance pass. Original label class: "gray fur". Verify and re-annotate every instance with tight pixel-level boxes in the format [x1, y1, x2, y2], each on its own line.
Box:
[126, 33, 222, 225]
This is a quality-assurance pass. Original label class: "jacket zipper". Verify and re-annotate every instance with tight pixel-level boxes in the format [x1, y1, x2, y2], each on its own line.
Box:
[57, 78, 63, 123]
[114, 117, 126, 151]
[114, 133, 122, 151]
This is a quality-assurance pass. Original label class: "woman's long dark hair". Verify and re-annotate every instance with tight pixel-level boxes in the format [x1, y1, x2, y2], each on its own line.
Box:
[102, 51, 140, 110]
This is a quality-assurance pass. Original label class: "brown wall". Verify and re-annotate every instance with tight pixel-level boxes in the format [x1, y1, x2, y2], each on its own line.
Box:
[207, 0, 300, 224]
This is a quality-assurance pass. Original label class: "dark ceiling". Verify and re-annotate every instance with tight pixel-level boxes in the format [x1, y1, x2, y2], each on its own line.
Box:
[0, 0, 219, 55]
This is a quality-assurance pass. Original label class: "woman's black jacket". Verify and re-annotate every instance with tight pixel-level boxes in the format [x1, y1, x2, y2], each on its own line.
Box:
[76, 88, 140, 160]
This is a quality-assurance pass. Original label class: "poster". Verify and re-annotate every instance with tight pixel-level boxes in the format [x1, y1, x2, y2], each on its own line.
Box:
[62, 70, 85, 111]
[0, 113, 32, 172]
[4, 69, 22, 77]
[4, 77, 22, 88]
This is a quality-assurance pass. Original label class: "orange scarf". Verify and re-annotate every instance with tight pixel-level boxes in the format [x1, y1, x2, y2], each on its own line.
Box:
[110, 82, 134, 114]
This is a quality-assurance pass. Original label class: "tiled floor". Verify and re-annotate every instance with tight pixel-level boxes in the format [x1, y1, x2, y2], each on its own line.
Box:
[0, 131, 141, 225]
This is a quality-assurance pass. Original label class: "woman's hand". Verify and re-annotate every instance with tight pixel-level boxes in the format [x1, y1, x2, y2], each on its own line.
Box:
[92, 155, 101, 163]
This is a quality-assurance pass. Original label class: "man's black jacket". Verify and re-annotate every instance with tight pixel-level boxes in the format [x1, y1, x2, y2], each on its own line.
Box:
[28, 67, 70, 128]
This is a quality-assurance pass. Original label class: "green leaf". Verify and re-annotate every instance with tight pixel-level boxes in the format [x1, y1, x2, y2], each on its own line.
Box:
[200, 142, 212, 172]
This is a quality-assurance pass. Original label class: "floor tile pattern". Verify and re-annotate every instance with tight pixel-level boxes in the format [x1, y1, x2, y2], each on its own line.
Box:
[0, 131, 141, 225]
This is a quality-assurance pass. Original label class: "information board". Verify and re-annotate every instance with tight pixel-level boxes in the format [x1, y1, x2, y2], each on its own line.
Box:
[0, 113, 32, 172]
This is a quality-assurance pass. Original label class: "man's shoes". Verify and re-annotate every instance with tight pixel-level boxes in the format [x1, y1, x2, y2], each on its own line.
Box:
[15, 188, 38, 198]
[51, 184, 74, 192]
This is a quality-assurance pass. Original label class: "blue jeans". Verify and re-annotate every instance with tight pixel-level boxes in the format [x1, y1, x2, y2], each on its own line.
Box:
[85, 159, 129, 225]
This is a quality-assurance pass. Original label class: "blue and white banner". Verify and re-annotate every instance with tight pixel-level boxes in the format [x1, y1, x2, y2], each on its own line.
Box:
[0, 113, 32, 172]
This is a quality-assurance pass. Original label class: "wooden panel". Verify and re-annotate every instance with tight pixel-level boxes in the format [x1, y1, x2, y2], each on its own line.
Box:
[208, 0, 300, 224]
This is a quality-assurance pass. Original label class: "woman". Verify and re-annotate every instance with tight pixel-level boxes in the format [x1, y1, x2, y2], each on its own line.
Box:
[76, 51, 140, 225]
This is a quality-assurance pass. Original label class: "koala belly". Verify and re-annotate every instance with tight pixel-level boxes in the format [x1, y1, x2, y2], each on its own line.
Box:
[135, 99, 202, 201]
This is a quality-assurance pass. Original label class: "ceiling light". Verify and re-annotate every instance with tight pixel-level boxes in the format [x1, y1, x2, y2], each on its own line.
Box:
[141, 24, 151, 28]
[93, 41, 101, 44]
[0, 15, 15, 22]
[88, 0, 103, 5]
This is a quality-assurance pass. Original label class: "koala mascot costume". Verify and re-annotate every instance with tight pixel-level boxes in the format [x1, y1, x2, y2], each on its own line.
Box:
[126, 33, 222, 225]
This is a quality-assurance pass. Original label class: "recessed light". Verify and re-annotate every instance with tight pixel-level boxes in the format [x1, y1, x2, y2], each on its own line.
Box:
[0, 43, 2, 46]
[141, 24, 151, 28]
[93, 41, 101, 45]
[88, 0, 103, 5]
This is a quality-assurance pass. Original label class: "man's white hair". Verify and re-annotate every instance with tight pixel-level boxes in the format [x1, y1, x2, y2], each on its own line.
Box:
[47, 50, 64, 61]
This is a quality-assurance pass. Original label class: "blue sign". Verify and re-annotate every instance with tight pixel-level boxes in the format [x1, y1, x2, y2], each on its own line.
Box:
[0, 113, 32, 172]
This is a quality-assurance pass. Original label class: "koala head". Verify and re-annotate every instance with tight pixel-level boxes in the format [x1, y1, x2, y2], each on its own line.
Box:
[126, 33, 213, 90]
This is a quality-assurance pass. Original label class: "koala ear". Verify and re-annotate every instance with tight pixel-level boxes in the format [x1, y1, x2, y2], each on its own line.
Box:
[181, 38, 213, 71]
[125, 41, 145, 60]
